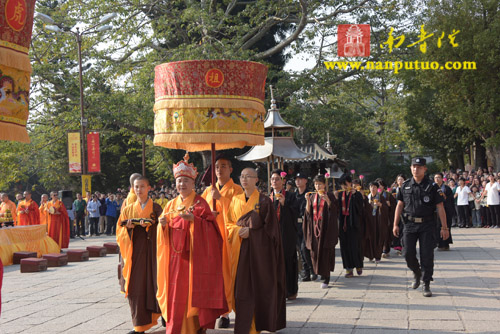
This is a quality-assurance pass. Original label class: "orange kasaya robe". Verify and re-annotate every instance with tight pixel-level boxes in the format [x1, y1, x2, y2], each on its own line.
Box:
[17, 199, 40, 226]
[116, 198, 162, 333]
[225, 189, 259, 305]
[226, 189, 287, 334]
[157, 191, 227, 334]
[0, 200, 17, 225]
[201, 178, 243, 312]
[39, 201, 50, 230]
[47, 199, 70, 249]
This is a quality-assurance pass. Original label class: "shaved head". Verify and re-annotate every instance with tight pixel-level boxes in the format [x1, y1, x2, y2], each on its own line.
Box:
[129, 173, 142, 186]
[242, 168, 257, 177]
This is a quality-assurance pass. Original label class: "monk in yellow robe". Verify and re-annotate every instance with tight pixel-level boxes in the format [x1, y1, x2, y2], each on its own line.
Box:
[226, 168, 286, 334]
[201, 157, 243, 328]
[0, 193, 17, 225]
[117, 176, 162, 334]
[47, 192, 70, 249]
[39, 194, 50, 229]
[157, 154, 227, 334]
[123, 173, 141, 209]
[17, 190, 40, 226]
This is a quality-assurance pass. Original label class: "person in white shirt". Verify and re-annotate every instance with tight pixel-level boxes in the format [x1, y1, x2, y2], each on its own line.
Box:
[454, 178, 472, 228]
[479, 174, 500, 228]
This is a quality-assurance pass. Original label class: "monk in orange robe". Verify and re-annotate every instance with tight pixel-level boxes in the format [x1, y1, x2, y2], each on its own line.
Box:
[201, 157, 243, 328]
[17, 190, 40, 226]
[0, 193, 17, 225]
[47, 191, 70, 249]
[39, 194, 50, 229]
[117, 176, 162, 334]
[157, 154, 227, 334]
[226, 168, 286, 334]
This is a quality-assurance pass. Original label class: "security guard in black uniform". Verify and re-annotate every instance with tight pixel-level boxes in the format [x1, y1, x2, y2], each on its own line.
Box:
[393, 157, 449, 297]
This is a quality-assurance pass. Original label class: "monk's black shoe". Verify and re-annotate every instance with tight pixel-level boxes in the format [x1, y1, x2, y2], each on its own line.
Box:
[423, 282, 432, 297]
[161, 316, 166, 327]
[127, 331, 144, 334]
[411, 269, 421, 289]
[217, 316, 230, 328]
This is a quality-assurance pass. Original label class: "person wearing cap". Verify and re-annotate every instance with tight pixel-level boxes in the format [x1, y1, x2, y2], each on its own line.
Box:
[294, 172, 316, 281]
[393, 157, 449, 297]
[201, 156, 243, 329]
[157, 154, 227, 334]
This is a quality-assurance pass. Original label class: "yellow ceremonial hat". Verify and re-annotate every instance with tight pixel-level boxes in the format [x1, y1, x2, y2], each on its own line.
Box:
[173, 153, 198, 180]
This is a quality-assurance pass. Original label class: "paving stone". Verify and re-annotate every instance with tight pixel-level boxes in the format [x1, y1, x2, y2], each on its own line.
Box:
[1, 230, 499, 333]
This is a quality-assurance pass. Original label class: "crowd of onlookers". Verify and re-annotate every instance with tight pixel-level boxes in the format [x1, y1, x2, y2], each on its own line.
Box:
[388, 167, 500, 229]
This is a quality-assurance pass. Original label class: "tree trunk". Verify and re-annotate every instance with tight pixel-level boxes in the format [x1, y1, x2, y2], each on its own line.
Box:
[474, 138, 487, 171]
[486, 146, 500, 171]
[450, 151, 465, 171]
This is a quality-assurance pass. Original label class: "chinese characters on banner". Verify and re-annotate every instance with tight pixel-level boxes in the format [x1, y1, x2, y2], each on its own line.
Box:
[87, 132, 100, 173]
[67, 132, 82, 174]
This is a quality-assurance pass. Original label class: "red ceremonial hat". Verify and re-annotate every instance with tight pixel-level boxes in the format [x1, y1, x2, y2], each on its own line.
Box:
[173, 153, 198, 180]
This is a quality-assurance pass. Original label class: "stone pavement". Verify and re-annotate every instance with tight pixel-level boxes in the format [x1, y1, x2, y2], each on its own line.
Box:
[1, 228, 499, 334]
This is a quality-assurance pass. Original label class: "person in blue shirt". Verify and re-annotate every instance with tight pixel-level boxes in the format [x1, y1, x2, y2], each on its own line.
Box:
[105, 194, 119, 236]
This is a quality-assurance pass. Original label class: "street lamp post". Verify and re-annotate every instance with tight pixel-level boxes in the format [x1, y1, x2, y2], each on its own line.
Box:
[35, 12, 116, 175]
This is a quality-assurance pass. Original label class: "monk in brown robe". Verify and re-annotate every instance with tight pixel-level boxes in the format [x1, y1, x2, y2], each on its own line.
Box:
[17, 190, 40, 226]
[303, 174, 339, 289]
[47, 192, 70, 249]
[376, 178, 396, 257]
[226, 168, 286, 334]
[363, 181, 389, 263]
[117, 176, 162, 334]
[201, 157, 243, 328]
[157, 154, 227, 334]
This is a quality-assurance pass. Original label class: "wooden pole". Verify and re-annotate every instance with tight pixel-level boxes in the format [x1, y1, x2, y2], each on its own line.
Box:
[267, 156, 271, 194]
[211, 143, 216, 210]
[142, 136, 146, 176]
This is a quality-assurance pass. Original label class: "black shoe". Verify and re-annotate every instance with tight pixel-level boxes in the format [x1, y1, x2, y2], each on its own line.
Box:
[301, 276, 312, 282]
[161, 317, 166, 327]
[217, 316, 230, 328]
[412, 269, 421, 289]
[423, 282, 432, 297]
[311, 274, 318, 281]
[127, 331, 144, 334]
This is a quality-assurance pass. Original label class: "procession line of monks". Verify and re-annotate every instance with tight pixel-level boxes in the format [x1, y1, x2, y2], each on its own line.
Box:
[115, 154, 406, 334]
[0, 191, 70, 249]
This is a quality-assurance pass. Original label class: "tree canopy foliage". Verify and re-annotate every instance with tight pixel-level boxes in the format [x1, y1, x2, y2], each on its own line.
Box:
[0, 0, 497, 194]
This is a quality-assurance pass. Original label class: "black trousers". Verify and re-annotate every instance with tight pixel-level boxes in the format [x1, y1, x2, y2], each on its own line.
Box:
[89, 217, 99, 236]
[488, 205, 500, 227]
[75, 212, 85, 236]
[403, 221, 435, 283]
[105, 215, 116, 235]
[457, 205, 470, 227]
[296, 222, 314, 277]
[480, 206, 489, 226]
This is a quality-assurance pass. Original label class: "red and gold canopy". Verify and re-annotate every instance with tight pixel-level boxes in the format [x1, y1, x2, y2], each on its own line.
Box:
[0, 0, 36, 143]
[153, 60, 268, 151]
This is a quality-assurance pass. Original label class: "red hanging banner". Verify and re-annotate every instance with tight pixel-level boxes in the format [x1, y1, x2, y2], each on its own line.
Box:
[87, 132, 100, 173]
